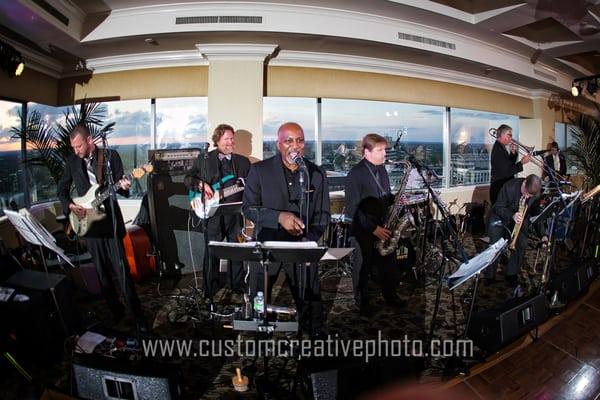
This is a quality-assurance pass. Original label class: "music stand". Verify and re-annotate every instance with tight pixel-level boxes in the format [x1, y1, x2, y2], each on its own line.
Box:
[3, 209, 73, 336]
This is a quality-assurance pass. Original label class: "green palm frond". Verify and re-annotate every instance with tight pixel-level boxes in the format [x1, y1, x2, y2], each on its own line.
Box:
[568, 113, 600, 187]
[10, 99, 114, 185]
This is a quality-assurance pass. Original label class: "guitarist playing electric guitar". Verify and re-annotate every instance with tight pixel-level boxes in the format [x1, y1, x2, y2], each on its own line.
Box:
[58, 125, 148, 333]
[184, 124, 251, 298]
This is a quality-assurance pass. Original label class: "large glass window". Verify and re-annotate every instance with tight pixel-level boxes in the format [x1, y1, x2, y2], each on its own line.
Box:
[554, 122, 566, 150]
[263, 97, 316, 161]
[27, 103, 72, 204]
[322, 99, 445, 190]
[0, 100, 24, 214]
[105, 99, 152, 198]
[450, 109, 519, 186]
[156, 97, 208, 150]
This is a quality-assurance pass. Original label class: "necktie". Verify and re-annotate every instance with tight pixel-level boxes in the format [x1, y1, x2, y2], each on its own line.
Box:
[85, 157, 97, 185]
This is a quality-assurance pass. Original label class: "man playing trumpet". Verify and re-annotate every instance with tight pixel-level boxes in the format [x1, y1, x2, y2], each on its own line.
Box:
[485, 174, 548, 288]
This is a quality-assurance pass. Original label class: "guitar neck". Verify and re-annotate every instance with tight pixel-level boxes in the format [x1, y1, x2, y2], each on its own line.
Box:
[91, 171, 137, 207]
[221, 185, 244, 198]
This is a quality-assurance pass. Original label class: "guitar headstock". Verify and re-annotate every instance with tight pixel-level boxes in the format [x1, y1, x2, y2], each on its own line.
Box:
[131, 163, 154, 179]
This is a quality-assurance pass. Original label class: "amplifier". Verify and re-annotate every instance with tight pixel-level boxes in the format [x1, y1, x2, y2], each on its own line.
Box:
[149, 148, 201, 175]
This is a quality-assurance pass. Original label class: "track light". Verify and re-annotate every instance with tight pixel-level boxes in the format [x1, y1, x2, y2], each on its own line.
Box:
[572, 74, 600, 97]
[0, 40, 25, 77]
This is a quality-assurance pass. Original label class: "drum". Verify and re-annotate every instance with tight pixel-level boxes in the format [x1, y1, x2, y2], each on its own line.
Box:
[324, 214, 352, 248]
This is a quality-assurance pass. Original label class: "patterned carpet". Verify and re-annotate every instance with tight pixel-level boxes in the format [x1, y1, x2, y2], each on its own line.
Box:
[0, 225, 587, 399]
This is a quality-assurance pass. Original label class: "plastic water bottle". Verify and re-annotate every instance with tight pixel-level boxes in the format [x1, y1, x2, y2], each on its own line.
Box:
[253, 291, 264, 319]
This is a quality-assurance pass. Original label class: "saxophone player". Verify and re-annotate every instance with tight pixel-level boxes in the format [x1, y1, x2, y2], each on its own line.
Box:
[344, 133, 407, 321]
[485, 174, 548, 288]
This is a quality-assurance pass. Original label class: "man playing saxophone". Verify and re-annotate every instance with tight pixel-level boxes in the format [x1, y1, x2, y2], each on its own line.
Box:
[485, 174, 547, 288]
[344, 133, 407, 321]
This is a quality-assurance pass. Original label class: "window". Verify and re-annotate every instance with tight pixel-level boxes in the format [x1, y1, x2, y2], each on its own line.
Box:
[27, 103, 73, 204]
[156, 97, 208, 150]
[450, 109, 519, 186]
[554, 122, 566, 150]
[105, 99, 153, 198]
[322, 99, 444, 189]
[0, 100, 24, 214]
[263, 97, 316, 161]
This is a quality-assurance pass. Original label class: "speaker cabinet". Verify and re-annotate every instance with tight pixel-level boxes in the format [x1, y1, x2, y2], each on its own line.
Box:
[550, 262, 598, 304]
[0, 270, 77, 362]
[147, 162, 204, 276]
[74, 355, 181, 400]
[468, 294, 548, 353]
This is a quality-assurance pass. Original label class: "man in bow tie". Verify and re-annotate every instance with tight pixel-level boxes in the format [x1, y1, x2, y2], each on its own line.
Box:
[185, 124, 251, 298]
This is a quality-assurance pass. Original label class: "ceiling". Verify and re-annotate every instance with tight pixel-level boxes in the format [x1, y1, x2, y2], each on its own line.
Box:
[0, 0, 599, 99]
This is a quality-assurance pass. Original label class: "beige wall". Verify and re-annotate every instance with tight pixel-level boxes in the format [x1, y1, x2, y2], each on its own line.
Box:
[0, 68, 58, 105]
[267, 66, 534, 117]
[58, 66, 209, 105]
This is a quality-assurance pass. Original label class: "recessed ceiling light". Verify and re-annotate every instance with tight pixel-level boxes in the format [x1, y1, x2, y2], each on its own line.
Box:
[144, 38, 158, 46]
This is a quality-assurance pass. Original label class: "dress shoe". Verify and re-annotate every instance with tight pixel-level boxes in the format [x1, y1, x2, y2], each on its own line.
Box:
[357, 302, 374, 322]
[136, 318, 150, 334]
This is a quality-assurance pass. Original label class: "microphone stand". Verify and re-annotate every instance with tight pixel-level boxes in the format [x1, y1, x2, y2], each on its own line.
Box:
[296, 159, 311, 336]
[408, 156, 468, 359]
[199, 144, 214, 320]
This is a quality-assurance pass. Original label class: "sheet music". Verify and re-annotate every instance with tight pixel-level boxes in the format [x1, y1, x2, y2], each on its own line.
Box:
[208, 240, 259, 247]
[447, 238, 507, 290]
[3, 209, 75, 268]
[321, 247, 354, 261]
[263, 241, 319, 248]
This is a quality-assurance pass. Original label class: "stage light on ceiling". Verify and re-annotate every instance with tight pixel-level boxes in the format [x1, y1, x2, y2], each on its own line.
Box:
[0, 40, 25, 78]
[571, 83, 580, 96]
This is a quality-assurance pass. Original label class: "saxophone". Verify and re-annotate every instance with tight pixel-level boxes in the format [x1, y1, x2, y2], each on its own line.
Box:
[509, 196, 528, 251]
[376, 160, 415, 256]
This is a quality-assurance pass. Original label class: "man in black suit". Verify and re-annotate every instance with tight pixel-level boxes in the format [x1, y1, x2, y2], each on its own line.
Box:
[490, 124, 530, 204]
[486, 174, 547, 288]
[57, 125, 147, 332]
[543, 141, 567, 179]
[184, 124, 251, 298]
[344, 133, 405, 321]
[242, 122, 330, 337]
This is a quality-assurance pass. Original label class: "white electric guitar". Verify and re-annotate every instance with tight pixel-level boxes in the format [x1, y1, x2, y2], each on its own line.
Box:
[69, 164, 153, 236]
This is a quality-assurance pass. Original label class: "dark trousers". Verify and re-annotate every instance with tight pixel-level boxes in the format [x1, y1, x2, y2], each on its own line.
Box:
[248, 261, 323, 333]
[352, 234, 400, 307]
[490, 177, 511, 205]
[204, 214, 244, 298]
[485, 218, 528, 279]
[86, 237, 143, 319]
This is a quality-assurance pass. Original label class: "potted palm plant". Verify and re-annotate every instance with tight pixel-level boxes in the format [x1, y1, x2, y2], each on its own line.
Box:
[567, 108, 600, 189]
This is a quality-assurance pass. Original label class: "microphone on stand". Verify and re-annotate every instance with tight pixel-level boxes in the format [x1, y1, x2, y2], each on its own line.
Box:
[294, 155, 307, 170]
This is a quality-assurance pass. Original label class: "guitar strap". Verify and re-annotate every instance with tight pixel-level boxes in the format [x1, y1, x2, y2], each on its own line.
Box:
[96, 149, 105, 186]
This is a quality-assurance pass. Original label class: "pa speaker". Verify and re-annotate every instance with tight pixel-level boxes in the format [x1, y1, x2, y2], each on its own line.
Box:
[468, 294, 548, 353]
[550, 262, 598, 305]
[73, 355, 181, 400]
[147, 171, 204, 276]
[0, 270, 77, 362]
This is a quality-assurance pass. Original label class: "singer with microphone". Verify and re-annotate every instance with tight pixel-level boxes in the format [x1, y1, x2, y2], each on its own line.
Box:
[485, 174, 547, 288]
[184, 124, 251, 298]
[242, 122, 330, 338]
[344, 133, 407, 322]
[490, 124, 530, 205]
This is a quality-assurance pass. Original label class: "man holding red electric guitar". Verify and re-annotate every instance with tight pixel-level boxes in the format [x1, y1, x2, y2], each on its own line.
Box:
[184, 124, 251, 299]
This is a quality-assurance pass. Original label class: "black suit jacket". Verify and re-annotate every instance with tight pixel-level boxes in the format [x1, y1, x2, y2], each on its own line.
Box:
[184, 150, 251, 202]
[242, 155, 330, 242]
[543, 153, 567, 177]
[491, 178, 544, 236]
[57, 147, 129, 238]
[490, 140, 523, 184]
[344, 159, 394, 236]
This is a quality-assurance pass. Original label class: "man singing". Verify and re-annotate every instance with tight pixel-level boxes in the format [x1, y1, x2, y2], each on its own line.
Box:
[344, 133, 406, 321]
[490, 124, 530, 205]
[242, 122, 330, 337]
[486, 174, 547, 288]
[185, 124, 251, 297]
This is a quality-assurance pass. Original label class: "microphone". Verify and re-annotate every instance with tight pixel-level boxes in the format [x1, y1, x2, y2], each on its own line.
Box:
[202, 142, 210, 159]
[294, 155, 307, 169]
[532, 150, 547, 156]
[393, 136, 401, 150]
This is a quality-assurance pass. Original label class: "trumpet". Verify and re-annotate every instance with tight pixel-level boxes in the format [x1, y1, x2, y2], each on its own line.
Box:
[488, 128, 569, 182]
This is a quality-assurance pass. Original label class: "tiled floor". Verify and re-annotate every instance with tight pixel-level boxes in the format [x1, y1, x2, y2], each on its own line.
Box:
[444, 284, 600, 400]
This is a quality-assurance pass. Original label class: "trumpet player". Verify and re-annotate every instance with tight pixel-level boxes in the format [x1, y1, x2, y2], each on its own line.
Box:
[344, 133, 406, 321]
[485, 174, 547, 288]
[490, 124, 530, 205]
